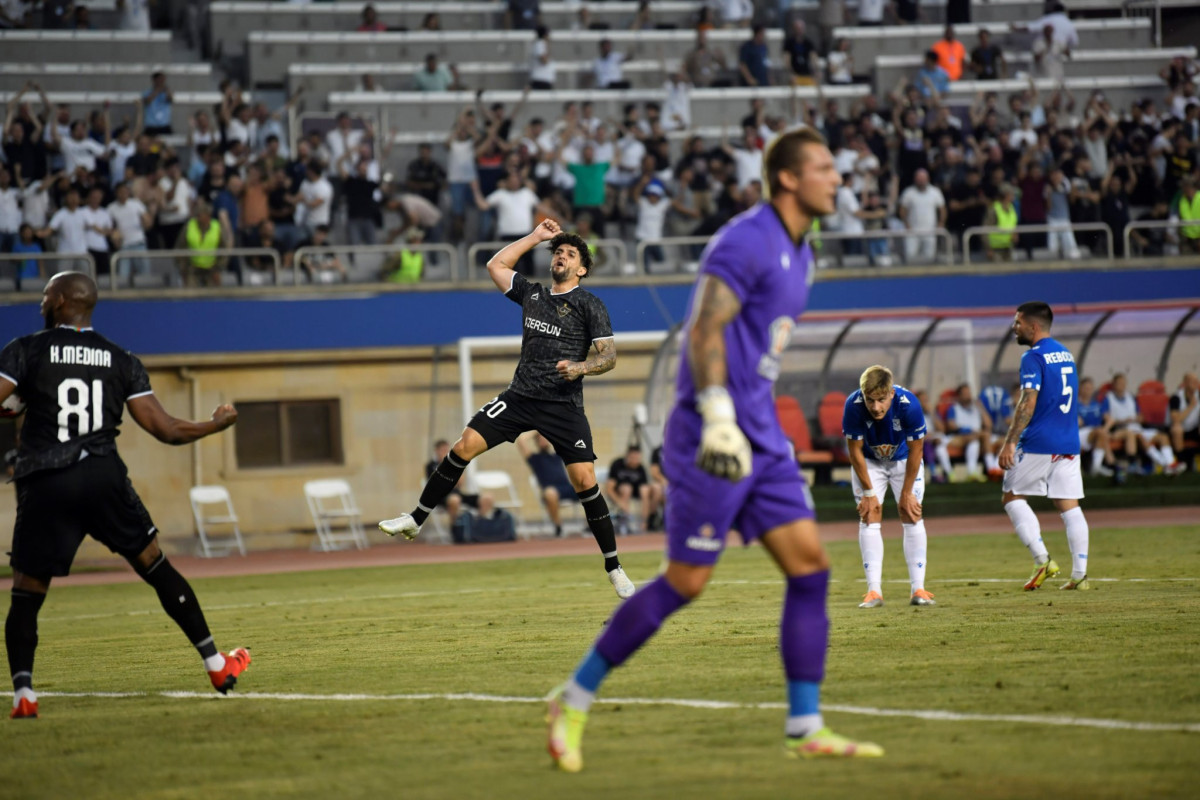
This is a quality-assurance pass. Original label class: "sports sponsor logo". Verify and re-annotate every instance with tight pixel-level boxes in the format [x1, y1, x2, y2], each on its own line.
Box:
[574, 439, 586, 449]
[757, 316, 794, 381]
[525, 317, 561, 337]
[686, 523, 723, 552]
[870, 443, 898, 460]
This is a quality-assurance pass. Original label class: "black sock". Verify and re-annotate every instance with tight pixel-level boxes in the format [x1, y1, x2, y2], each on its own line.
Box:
[136, 554, 217, 659]
[577, 485, 620, 572]
[414, 451, 470, 526]
[7, 590, 46, 691]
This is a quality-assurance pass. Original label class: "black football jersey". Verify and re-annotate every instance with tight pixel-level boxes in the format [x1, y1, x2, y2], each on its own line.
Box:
[0, 327, 152, 479]
[504, 273, 614, 404]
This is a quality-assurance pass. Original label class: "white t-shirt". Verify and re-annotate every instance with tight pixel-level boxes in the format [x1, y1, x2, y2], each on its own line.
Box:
[833, 147, 859, 177]
[49, 207, 89, 254]
[446, 137, 478, 183]
[298, 177, 334, 227]
[485, 186, 540, 235]
[827, 51, 852, 84]
[108, 139, 136, 186]
[731, 147, 763, 190]
[593, 52, 625, 88]
[719, 0, 753, 25]
[663, 80, 692, 131]
[225, 117, 255, 147]
[529, 39, 556, 85]
[325, 128, 364, 170]
[21, 182, 50, 228]
[858, 0, 885, 23]
[1009, 127, 1037, 150]
[832, 186, 863, 235]
[899, 185, 945, 230]
[62, 136, 107, 175]
[81, 206, 113, 252]
[1105, 391, 1139, 423]
[108, 198, 148, 247]
[635, 196, 669, 242]
[0, 187, 20, 233]
[157, 177, 193, 225]
[119, 0, 151, 30]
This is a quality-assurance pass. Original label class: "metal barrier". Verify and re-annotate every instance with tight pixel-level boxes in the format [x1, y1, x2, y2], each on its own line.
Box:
[809, 228, 956, 268]
[110, 248, 283, 290]
[465, 238, 627, 281]
[1123, 219, 1199, 257]
[634, 236, 712, 275]
[291, 242, 460, 284]
[1123, 0, 1162, 48]
[0, 252, 96, 290]
[962, 222, 1115, 263]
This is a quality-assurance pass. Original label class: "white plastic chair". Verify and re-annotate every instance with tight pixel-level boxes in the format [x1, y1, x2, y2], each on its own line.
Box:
[304, 479, 370, 551]
[472, 469, 523, 512]
[189, 485, 247, 557]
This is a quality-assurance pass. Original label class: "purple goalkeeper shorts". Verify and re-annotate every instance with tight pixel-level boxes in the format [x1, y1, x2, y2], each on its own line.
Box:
[661, 412, 816, 566]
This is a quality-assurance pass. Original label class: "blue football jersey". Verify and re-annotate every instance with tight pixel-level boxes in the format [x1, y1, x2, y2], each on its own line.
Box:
[1017, 338, 1080, 454]
[979, 385, 1014, 430]
[843, 385, 927, 462]
[1077, 397, 1104, 428]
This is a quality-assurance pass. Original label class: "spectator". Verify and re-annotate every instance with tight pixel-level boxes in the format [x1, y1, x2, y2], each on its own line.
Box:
[828, 173, 866, 256]
[295, 160, 333, 238]
[252, 97, 297, 158]
[984, 183, 1018, 261]
[390, 191, 444, 241]
[0, 166, 19, 253]
[738, 24, 771, 87]
[563, 141, 610, 237]
[360, 73, 384, 93]
[325, 113, 364, 178]
[859, 189, 892, 265]
[107, 181, 153, 280]
[0, 0, 28, 28]
[1068, 157, 1102, 253]
[1016, 154, 1048, 258]
[858, 0, 885, 26]
[445, 110, 480, 241]
[451, 493, 515, 544]
[1014, 2, 1078, 52]
[516, 433, 575, 538]
[240, 164, 270, 241]
[721, 125, 763, 191]
[506, 0, 540, 30]
[1100, 166, 1133, 257]
[1177, 177, 1200, 254]
[80, 186, 114, 277]
[384, 226, 426, 283]
[107, 107, 142, 188]
[413, 53, 460, 92]
[932, 25, 967, 82]
[915, 51, 950, 100]
[266, 168, 300, 257]
[826, 38, 854, 85]
[1161, 55, 1200, 92]
[11, 224, 43, 285]
[1031, 24, 1068, 82]
[117, 0, 151, 32]
[62, 118, 109, 178]
[945, 167, 986, 247]
[1168, 373, 1200, 458]
[15, 167, 54, 240]
[143, 72, 173, 137]
[593, 39, 631, 90]
[357, 4, 386, 32]
[71, 4, 94, 29]
[662, 68, 693, 131]
[682, 30, 728, 88]
[299, 225, 348, 283]
[421, 12, 440, 31]
[244, 219, 281, 278]
[155, 158, 191, 250]
[635, 183, 669, 267]
[1044, 166, 1080, 259]
[175, 200, 229, 287]
[528, 25, 556, 90]
[604, 445, 659, 535]
[783, 19, 817, 87]
[336, 156, 380, 248]
[718, 0, 753, 28]
[40, 187, 87, 258]
[666, 164, 703, 239]
[476, 171, 545, 274]
[405, 142, 447, 207]
[898, 168, 946, 262]
[221, 101, 255, 152]
[895, 0, 921, 25]
[4, 83, 48, 181]
[969, 29, 1006, 80]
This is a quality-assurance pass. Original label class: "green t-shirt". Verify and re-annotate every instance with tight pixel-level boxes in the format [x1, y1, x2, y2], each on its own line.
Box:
[567, 162, 609, 208]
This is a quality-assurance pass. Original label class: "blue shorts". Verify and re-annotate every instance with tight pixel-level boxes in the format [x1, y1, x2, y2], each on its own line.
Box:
[661, 414, 816, 566]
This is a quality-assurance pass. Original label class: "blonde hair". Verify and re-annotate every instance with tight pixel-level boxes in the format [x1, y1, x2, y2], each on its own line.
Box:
[859, 365, 894, 396]
[762, 125, 829, 200]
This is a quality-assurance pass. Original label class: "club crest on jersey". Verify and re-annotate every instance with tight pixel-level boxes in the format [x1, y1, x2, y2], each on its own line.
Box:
[558, 304, 571, 318]
[781, 252, 791, 270]
[893, 418, 902, 431]
[757, 316, 794, 381]
[870, 444, 898, 460]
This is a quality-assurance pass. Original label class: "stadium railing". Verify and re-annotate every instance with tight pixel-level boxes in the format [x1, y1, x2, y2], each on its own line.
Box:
[109, 247, 282, 291]
[962, 222, 1116, 262]
[1123, 219, 1200, 257]
[0, 252, 96, 291]
[1123, 0, 1164, 48]
[808, 228, 957, 268]
[0, 30, 173, 63]
[942, 76, 1166, 113]
[466, 239, 627, 281]
[0, 63, 216, 94]
[291, 242, 460, 285]
[0, 91, 247, 141]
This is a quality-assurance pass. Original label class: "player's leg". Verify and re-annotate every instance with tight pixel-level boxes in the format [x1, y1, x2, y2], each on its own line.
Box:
[934, 437, 954, 479]
[1002, 454, 1059, 590]
[1151, 431, 1182, 474]
[565, 460, 632, 597]
[963, 433, 982, 478]
[892, 463, 934, 605]
[6, 571, 48, 719]
[1048, 457, 1089, 589]
[850, 462, 885, 608]
[125, 538, 250, 693]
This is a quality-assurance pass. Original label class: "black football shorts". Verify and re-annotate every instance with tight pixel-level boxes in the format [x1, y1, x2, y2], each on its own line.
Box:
[467, 389, 596, 465]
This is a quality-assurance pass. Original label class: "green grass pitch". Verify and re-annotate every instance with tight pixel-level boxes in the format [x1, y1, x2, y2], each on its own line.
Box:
[7, 524, 1199, 799]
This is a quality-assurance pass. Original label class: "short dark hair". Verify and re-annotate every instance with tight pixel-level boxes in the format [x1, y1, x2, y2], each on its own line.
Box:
[763, 126, 828, 198]
[1016, 301, 1054, 330]
[548, 231, 594, 276]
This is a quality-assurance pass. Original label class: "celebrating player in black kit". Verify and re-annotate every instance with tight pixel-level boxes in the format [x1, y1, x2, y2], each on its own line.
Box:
[380, 220, 635, 598]
[0, 272, 250, 719]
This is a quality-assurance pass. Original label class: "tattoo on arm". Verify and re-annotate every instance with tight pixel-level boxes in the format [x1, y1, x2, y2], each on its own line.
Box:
[687, 276, 742, 391]
[581, 337, 616, 376]
[1005, 389, 1038, 446]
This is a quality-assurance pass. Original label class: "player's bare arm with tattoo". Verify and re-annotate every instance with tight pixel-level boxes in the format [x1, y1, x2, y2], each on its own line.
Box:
[557, 337, 616, 381]
[999, 387, 1038, 469]
[688, 275, 751, 481]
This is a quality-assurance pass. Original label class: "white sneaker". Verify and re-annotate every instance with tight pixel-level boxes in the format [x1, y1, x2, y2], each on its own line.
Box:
[608, 567, 635, 599]
[1090, 465, 1114, 478]
[378, 512, 420, 540]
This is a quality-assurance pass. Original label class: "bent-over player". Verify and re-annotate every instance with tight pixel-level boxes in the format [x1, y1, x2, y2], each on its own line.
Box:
[1, 272, 249, 720]
[379, 220, 634, 599]
[844, 365, 935, 608]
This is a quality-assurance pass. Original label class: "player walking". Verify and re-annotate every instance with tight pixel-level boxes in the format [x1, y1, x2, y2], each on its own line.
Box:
[544, 127, 883, 773]
[0, 272, 250, 720]
[379, 220, 635, 599]
[843, 365, 935, 609]
[999, 301, 1091, 591]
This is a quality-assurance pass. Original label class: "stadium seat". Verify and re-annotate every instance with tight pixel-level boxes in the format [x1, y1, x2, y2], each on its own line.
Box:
[1137, 393, 1170, 428]
[1138, 380, 1166, 396]
[1096, 382, 1112, 403]
[817, 391, 851, 465]
[774, 396, 833, 466]
[304, 479, 371, 551]
[189, 485, 247, 558]
[471, 469, 523, 516]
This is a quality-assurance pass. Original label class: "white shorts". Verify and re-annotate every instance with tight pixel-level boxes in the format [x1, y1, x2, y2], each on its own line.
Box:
[1078, 426, 1094, 451]
[1114, 422, 1153, 443]
[851, 459, 926, 504]
[1002, 451, 1085, 499]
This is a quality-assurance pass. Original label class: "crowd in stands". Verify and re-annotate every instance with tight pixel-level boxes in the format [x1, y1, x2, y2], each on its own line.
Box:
[2, 1, 1199, 285]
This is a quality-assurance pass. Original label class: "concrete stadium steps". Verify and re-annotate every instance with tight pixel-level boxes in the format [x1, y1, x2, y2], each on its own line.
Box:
[942, 75, 1168, 113]
[0, 91, 246, 137]
[0, 63, 215, 94]
[0, 30, 173, 63]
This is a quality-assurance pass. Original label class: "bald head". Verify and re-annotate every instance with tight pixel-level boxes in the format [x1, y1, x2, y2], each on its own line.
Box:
[42, 271, 98, 328]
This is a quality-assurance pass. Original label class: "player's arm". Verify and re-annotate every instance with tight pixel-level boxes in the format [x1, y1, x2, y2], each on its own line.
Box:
[558, 337, 616, 381]
[486, 219, 559, 293]
[899, 436, 924, 521]
[999, 387, 1038, 469]
[688, 275, 751, 481]
[127, 394, 238, 445]
[847, 438, 880, 522]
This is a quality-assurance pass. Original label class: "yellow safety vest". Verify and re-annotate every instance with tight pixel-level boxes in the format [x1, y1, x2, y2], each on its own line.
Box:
[1180, 192, 1200, 240]
[388, 250, 423, 283]
[185, 218, 222, 269]
[989, 202, 1017, 249]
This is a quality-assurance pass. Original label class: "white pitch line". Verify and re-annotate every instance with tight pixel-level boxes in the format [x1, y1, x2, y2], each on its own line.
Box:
[28, 690, 1200, 733]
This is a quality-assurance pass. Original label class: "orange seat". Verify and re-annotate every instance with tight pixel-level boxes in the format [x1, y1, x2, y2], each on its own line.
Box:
[1138, 380, 1166, 396]
[775, 396, 833, 465]
[1137, 393, 1170, 427]
[816, 391, 850, 465]
[1096, 382, 1112, 403]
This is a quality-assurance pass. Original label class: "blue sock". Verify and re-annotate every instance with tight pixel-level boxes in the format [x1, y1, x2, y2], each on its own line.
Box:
[572, 647, 611, 693]
[788, 680, 821, 718]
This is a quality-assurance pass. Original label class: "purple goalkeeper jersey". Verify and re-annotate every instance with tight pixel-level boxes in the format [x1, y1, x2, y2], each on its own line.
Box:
[670, 203, 814, 458]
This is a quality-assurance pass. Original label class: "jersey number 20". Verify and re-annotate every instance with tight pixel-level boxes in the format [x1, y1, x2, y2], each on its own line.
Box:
[1058, 367, 1074, 414]
[58, 378, 103, 442]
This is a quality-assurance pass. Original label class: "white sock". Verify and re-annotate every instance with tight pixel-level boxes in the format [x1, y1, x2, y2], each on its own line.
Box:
[858, 522, 884, 594]
[13, 686, 36, 708]
[935, 442, 952, 476]
[1146, 445, 1167, 467]
[1090, 448, 1105, 473]
[1061, 507, 1089, 580]
[902, 521, 928, 592]
[786, 713, 825, 739]
[562, 677, 596, 712]
[965, 439, 981, 473]
[203, 653, 226, 672]
[1005, 499, 1048, 562]
[984, 451, 999, 471]
[1160, 444, 1176, 465]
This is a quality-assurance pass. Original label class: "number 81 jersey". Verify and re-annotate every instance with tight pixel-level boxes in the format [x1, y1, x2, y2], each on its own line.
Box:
[0, 328, 152, 479]
[1018, 336, 1080, 455]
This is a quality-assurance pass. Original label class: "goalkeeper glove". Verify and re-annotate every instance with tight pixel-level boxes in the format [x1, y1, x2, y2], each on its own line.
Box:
[696, 386, 753, 482]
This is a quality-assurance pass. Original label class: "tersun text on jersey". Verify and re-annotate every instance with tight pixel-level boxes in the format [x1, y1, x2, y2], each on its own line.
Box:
[525, 317, 561, 337]
[50, 345, 112, 368]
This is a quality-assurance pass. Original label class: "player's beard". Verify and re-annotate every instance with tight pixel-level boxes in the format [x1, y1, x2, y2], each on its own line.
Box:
[1015, 332, 1032, 346]
[43, 309, 54, 330]
[551, 263, 570, 283]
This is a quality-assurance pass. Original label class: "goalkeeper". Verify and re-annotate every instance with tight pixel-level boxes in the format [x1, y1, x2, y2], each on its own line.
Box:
[546, 127, 883, 773]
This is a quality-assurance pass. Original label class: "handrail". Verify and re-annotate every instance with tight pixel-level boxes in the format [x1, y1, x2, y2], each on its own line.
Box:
[1123, 218, 1199, 258]
[291, 242, 459, 284]
[1123, 0, 1162, 48]
[110, 247, 282, 290]
[465, 238, 628, 281]
[0, 251, 96, 285]
[634, 236, 712, 275]
[962, 223, 1115, 262]
[810, 228, 956, 267]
